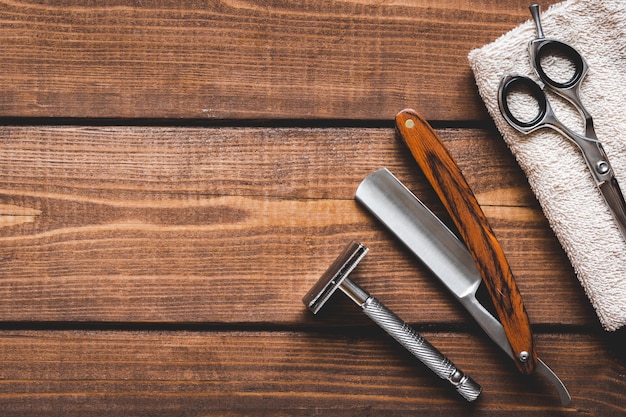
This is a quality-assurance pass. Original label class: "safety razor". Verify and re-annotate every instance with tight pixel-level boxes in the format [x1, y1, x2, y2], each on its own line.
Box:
[302, 241, 482, 402]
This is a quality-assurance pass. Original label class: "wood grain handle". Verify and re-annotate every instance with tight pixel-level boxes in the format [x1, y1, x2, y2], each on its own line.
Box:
[395, 109, 537, 374]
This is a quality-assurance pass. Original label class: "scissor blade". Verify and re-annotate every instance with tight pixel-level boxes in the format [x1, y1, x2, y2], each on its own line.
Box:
[356, 167, 571, 406]
[599, 176, 626, 241]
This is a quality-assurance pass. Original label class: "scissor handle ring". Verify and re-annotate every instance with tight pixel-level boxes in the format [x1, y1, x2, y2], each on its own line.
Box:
[500, 75, 547, 129]
[533, 40, 585, 90]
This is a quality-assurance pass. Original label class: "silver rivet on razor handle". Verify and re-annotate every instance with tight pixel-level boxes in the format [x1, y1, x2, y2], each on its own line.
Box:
[302, 241, 482, 402]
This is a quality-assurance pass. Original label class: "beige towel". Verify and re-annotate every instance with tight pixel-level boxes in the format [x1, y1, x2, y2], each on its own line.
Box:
[468, 0, 626, 331]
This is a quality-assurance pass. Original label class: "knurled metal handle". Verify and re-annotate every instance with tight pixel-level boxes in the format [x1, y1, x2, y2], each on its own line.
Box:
[362, 296, 481, 402]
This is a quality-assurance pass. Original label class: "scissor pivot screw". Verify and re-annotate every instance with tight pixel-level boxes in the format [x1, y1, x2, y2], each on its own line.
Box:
[596, 161, 610, 175]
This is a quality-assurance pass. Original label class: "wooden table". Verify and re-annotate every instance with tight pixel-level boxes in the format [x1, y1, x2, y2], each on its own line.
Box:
[0, 1, 624, 415]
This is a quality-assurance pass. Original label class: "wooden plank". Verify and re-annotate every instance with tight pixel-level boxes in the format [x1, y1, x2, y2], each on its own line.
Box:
[0, 0, 561, 120]
[0, 330, 622, 416]
[0, 125, 593, 325]
[0, 125, 532, 203]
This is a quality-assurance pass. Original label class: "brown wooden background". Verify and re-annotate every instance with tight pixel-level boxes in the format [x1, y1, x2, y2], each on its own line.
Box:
[0, 1, 624, 415]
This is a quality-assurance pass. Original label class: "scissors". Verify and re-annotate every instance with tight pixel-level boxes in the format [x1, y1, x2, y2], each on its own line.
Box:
[498, 4, 626, 242]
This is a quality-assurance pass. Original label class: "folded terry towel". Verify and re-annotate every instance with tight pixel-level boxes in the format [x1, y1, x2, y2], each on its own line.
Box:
[468, 0, 626, 331]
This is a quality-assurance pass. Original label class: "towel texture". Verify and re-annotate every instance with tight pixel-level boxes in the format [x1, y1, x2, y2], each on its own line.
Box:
[468, 0, 626, 331]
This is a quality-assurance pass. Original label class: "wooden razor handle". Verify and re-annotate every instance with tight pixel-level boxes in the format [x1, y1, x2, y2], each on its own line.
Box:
[395, 108, 537, 374]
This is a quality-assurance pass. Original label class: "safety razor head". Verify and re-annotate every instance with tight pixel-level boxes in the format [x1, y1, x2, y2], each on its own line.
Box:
[302, 241, 369, 314]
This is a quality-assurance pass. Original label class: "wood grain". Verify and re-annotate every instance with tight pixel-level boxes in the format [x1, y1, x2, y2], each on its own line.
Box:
[0, 0, 560, 120]
[0, 125, 590, 325]
[0, 125, 534, 204]
[0, 330, 622, 416]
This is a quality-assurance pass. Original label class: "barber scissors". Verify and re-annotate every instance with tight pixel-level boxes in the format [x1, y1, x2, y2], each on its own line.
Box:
[498, 4, 626, 241]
